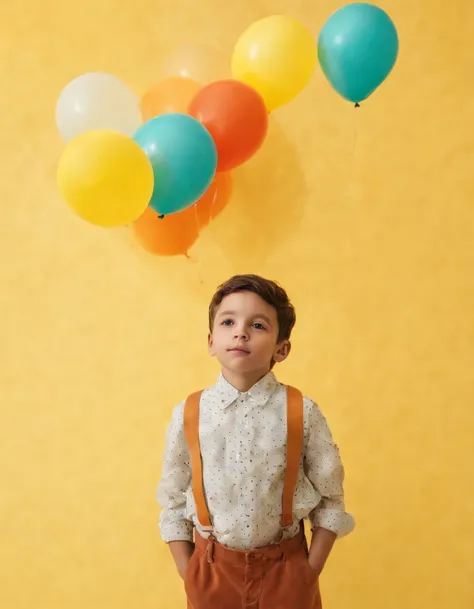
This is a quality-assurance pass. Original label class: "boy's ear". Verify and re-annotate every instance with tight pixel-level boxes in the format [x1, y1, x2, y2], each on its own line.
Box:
[208, 332, 215, 357]
[273, 340, 291, 363]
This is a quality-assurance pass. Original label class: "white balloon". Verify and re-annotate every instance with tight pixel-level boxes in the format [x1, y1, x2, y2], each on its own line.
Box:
[55, 72, 142, 142]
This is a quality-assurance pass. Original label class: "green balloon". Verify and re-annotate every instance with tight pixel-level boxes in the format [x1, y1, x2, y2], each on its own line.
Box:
[318, 3, 399, 104]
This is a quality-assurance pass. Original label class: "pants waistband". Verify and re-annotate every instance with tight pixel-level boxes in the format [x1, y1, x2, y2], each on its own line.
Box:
[194, 524, 306, 565]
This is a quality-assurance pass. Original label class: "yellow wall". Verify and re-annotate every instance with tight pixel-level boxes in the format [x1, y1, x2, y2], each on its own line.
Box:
[1, 1, 473, 608]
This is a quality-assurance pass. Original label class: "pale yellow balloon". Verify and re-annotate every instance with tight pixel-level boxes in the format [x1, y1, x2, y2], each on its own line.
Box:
[162, 44, 229, 85]
[57, 131, 154, 227]
[231, 16, 317, 112]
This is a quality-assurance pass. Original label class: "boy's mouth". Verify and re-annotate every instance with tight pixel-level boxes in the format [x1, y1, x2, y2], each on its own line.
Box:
[228, 346, 250, 354]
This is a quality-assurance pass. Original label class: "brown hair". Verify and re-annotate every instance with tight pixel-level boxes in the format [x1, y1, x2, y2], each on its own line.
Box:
[209, 274, 296, 342]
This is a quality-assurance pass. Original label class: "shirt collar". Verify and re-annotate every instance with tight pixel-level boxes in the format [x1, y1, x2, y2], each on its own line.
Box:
[212, 371, 280, 409]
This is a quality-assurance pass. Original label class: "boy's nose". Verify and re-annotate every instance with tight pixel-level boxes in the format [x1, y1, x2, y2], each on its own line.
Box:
[234, 328, 248, 340]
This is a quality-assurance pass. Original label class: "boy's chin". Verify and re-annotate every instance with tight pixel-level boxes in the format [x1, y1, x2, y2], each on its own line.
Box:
[218, 357, 270, 374]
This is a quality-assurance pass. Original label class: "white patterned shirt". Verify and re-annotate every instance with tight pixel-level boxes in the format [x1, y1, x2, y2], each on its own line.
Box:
[157, 371, 355, 550]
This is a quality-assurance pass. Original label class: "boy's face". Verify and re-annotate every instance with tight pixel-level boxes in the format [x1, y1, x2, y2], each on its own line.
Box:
[208, 291, 290, 376]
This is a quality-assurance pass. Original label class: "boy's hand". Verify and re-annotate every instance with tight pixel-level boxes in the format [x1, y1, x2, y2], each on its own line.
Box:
[177, 556, 192, 581]
[307, 557, 323, 578]
[308, 527, 337, 578]
[168, 540, 195, 581]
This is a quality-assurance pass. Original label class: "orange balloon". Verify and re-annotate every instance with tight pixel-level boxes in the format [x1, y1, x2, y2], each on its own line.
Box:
[132, 204, 198, 256]
[140, 77, 200, 121]
[188, 79, 268, 172]
[195, 172, 233, 228]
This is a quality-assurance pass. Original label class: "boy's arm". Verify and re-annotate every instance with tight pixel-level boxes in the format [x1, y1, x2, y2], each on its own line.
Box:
[169, 540, 195, 580]
[157, 403, 194, 579]
[304, 399, 355, 574]
[308, 527, 337, 575]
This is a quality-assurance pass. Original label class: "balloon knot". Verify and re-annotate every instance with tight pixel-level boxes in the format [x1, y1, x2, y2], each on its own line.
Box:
[158, 214, 165, 220]
[355, 103, 360, 108]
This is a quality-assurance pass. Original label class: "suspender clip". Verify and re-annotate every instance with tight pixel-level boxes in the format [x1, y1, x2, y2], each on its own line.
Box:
[206, 535, 215, 563]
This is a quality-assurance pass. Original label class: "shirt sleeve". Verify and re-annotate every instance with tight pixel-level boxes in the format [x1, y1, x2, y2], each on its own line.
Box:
[304, 399, 355, 538]
[156, 403, 194, 543]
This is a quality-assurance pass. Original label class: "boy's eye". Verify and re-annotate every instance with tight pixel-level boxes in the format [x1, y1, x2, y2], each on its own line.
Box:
[220, 320, 266, 330]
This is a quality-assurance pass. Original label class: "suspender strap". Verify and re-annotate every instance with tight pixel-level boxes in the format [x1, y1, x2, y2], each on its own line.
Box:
[281, 386, 304, 528]
[184, 385, 305, 532]
[183, 390, 212, 528]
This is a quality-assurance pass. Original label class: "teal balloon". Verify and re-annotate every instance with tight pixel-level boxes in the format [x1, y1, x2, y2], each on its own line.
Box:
[133, 113, 217, 215]
[318, 3, 399, 104]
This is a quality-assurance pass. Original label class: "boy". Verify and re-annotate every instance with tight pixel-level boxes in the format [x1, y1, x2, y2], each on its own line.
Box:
[157, 275, 354, 609]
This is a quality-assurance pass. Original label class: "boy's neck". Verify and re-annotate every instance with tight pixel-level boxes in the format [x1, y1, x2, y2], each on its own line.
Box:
[221, 368, 271, 393]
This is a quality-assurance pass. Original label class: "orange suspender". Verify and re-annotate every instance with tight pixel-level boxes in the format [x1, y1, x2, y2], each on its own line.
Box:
[183, 391, 212, 528]
[281, 386, 305, 527]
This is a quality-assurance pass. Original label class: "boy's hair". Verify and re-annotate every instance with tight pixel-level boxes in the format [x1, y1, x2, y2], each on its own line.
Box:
[209, 274, 296, 343]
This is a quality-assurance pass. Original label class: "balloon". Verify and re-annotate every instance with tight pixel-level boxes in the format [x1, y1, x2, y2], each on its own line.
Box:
[188, 80, 268, 172]
[318, 3, 399, 104]
[132, 205, 198, 256]
[133, 172, 232, 256]
[231, 16, 316, 112]
[55, 73, 141, 142]
[57, 131, 154, 227]
[162, 44, 229, 84]
[195, 172, 233, 228]
[140, 77, 200, 121]
[133, 113, 217, 215]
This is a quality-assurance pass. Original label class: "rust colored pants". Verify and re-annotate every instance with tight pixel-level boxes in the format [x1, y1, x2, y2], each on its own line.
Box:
[185, 526, 322, 609]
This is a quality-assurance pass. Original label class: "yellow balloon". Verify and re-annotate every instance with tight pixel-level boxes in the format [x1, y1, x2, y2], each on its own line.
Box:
[231, 16, 317, 112]
[57, 131, 154, 227]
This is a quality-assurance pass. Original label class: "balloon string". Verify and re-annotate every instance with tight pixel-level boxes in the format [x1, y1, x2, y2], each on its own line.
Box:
[348, 103, 360, 201]
[190, 203, 205, 284]
[184, 206, 199, 262]
[209, 180, 218, 219]
[193, 201, 200, 236]
[351, 103, 359, 159]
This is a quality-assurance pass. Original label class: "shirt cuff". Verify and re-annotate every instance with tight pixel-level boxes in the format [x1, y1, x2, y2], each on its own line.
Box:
[310, 509, 355, 538]
[159, 519, 194, 543]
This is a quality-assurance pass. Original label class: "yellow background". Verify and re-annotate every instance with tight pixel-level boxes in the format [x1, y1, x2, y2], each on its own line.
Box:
[1, 1, 473, 608]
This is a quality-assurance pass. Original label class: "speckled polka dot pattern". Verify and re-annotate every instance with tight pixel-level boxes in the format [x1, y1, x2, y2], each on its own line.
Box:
[157, 371, 354, 550]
